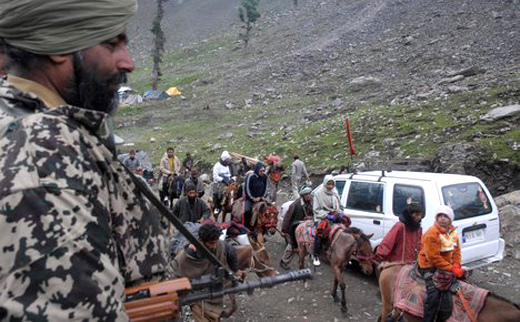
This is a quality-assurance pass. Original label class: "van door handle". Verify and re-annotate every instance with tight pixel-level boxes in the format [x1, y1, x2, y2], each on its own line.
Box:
[373, 220, 381, 225]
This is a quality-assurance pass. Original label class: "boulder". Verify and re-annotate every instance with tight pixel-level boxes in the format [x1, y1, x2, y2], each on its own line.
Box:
[494, 191, 520, 259]
[349, 76, 382, 92]
[480, 105, 520, 122]
[432, 142, 490, 174]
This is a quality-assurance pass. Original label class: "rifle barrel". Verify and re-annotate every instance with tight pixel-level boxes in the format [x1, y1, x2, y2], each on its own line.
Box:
[181, 269, 312, 305]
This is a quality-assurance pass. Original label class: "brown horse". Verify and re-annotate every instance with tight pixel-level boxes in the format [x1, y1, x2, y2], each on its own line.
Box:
[167, 173, 184, 209]
[221, 236, 276, 318]
[378, 264, 520, 322]
[295, 221, 374, 313]
[231, 199, 279, 243]
[217, 182, 239, 223]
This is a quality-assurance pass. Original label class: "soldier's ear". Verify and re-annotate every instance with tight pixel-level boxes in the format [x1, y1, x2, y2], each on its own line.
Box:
[48, 54, 70, 64]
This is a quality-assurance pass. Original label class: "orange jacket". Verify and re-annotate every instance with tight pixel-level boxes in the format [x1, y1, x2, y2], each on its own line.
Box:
[418, 222, 461, 271]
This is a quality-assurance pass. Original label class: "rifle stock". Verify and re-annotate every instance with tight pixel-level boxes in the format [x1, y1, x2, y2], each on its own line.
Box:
[124, 269, 312, 321]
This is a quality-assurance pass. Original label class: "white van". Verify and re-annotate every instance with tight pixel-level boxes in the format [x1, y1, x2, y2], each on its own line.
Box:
[281, 170, 505, 270]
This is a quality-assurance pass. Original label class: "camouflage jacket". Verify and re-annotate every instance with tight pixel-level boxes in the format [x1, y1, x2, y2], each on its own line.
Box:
[0, 79, 172, 321]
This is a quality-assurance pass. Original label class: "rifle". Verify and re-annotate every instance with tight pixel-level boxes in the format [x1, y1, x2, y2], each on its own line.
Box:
[124, 268, 312, 322]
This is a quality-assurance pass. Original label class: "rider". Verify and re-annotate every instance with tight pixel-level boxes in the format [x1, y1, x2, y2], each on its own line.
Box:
[159, 147, 182, 205]
[418, 205, 462, 322]
[374, 203, 423, 263]
[172, 222, 245, 322]
[280, 186, 313, 270]
[244, 162, 268, 230]
[212, 151, 234, 215]
[312, 175, 346, 266]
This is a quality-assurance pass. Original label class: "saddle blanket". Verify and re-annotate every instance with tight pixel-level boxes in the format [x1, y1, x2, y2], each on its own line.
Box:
[296, 220, 315, 245]
[394, 265, 489, 322]
[296, 221, 346, 244]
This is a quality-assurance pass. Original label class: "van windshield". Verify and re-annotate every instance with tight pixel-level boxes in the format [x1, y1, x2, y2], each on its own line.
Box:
[441, 183, 492, 220]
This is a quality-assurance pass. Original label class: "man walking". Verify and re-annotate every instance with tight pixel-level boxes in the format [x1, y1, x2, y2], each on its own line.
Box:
[0, 1, 171, 319]
[182, 168, 205, 198]
[291, 153, 311, 198]
[280, 186, 313, 269]
[265, 155, 284, 204]
[172, 183, 211, 223]
[172, 223, 245, 322]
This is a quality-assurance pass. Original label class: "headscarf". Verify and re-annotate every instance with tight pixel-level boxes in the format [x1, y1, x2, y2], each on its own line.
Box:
[313, 175, 341, 217]
[0, 0, 137, 55]
[321, 175, 336, 195]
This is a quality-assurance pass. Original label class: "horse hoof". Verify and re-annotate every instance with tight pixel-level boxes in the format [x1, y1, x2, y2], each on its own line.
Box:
[331, 295, 339, 303]
[340, 306, 348, 314]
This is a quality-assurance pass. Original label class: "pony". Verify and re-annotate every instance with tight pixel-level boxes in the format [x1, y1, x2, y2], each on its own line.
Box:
[217, 182, 239, 223]
[167, 173, 184, 209]
[378, 263, 520, 322]
[221, 235, 276, 318]
[231, 200, 279, 244]
[295, 221, 374, 313]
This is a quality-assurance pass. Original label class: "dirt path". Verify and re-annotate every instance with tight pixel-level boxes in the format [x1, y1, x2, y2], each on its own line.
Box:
[223, 233, 520, 322]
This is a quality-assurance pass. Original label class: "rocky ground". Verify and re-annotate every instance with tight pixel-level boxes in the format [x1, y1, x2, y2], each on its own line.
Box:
[220, 236, 520, 322]
[118, 0, 520, 197]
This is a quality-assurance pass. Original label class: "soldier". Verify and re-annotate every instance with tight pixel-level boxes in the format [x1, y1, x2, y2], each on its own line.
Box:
[0, 0, 172, 320]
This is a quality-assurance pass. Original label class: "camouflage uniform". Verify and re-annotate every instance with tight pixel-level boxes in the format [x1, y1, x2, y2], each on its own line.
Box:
[0, 78, 172, 321]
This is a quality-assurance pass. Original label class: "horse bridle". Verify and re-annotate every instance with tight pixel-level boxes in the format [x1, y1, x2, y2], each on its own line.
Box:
[247, 245, 275, 274]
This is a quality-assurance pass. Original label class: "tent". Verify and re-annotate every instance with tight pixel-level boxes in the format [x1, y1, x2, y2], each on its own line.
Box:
[118, 86, 143, 105]
[166, 87, 182, 96]
[143, 90, 169, 101]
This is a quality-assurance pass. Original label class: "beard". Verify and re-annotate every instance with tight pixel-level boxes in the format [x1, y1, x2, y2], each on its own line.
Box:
[62, 52, 127, 114]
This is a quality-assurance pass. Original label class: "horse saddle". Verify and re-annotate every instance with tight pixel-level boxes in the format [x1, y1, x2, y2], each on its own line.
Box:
[393, 265, 489, 322]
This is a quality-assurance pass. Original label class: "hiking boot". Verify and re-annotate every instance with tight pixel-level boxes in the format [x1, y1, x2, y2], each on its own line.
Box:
[279, 260, 290, 270]
[312, 256, 321, 266]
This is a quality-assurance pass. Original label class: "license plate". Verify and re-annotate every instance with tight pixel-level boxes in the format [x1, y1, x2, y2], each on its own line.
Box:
[463, 229, 484, 243]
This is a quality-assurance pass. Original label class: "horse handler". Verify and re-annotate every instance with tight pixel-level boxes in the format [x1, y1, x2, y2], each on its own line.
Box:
[280, 186, 314, 270]
[172, 223, 245, 322]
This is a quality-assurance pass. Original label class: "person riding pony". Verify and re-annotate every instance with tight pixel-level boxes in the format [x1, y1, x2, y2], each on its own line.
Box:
[312, 175, 350, 266]
[243, 162, 268, 230]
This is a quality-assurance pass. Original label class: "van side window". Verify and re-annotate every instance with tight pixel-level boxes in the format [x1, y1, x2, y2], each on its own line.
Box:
[393, 184, 425, 217]
[346, 181, 384, 213]
[335, 180, 346, 200]
[441, 183, 492, 220]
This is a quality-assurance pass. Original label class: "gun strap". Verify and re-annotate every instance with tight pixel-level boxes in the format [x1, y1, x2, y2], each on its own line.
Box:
[124, 164, 236, 282]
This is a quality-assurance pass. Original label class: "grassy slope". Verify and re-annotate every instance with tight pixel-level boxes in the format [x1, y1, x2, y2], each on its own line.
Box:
[118, 1, 520, 173]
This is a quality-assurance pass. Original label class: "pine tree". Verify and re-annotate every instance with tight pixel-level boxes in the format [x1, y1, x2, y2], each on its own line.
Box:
[238, 0, 260, 48]
[151, 0, 169, 90]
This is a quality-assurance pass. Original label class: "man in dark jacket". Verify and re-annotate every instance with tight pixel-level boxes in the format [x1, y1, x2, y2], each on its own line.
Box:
[280, 186, 313, 269]
[172, 223, 244, 321]
[182, 168, 205, 198]
[244, 162, 267, 229]
[172, 183, 210, 223]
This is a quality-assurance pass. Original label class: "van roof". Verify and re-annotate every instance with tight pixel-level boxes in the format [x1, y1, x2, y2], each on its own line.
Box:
[334, 171, 482, 185]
